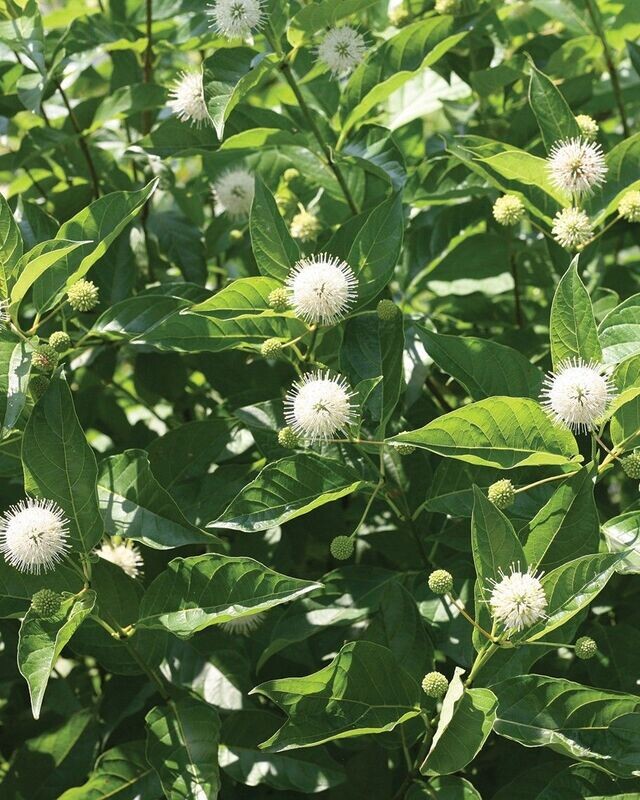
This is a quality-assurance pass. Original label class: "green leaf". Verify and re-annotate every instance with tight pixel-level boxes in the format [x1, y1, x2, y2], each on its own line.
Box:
[0, 329, 31, 437]
[219, 710, 346, 792]
[18, 589, 96, 719]
[0, 192, 23, 296]
[393, 397, 580, 469]
[520, 466, 599, 571]
[602, 512, 640, 574]
[249, 180, 300, 280]
[22, 374, 103, 554]
[0, 558, 82, 618]
[421, 667, 497, 776]
[191, 276, 282, 315]
[610, 387, 640, 450]
[214, 453, 371, 532]
[92, 294, 193, 340]
[493, 674, 640, 777]
[251, 641, 422, 751]
[342, 18, 468, 135]
[97, 450, 222, 550]
[408, 776, 482, 799]
[146, 695, 220, 800]
[288, 0, 378, 45]
[137, 554, 321, 637]
[417, 327, 543, 400]
[57, 741, 161, 800]
[598, 293, 640, 364]
[550, 257, 602, 368]
[528, 61, 581, 151]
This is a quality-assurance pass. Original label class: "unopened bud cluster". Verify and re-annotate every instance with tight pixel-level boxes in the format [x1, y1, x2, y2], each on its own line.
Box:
[422, 671, 449, 698]
[488, 479, 515, 510]
[330, 535, 354, 560]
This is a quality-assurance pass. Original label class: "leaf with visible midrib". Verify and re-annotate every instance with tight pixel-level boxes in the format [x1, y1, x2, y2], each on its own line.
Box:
[0, 192, 23, 296]
[528, 61, 581, 151]
[18, 590, 96, 719]
[550, 257, 602, 368]
[146, 695, 221, 800]
[250, 179, 300, 280]
[22, 374, 104, 554]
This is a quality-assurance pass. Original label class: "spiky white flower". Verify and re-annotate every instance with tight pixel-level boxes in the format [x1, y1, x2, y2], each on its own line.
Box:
[207, 0, 264, 39]
[284, 371, 356, 441]
[213, 169, 255, 219]
[318, 26, 366, 76]
[489, 564, 547, 633]
[220, 612, 264, 636]
[96, 541, 143, 579]
[541, 358, 615, 433]
[286, 254, 357, 325]
[547, 137, 607, 196]
[168, 71, 209, 128]
[551, 207, 593, 250]
[0, 498, 69, 574]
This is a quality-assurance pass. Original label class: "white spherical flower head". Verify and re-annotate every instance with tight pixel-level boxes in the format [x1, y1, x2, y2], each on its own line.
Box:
[214, 169, 255, 219]
[284, 371, 356, 441]
[168, 71, 209, 127]
[0, 498, 69, 574]
[287, 254, 358, 325]
[318, 26, 366, 76]
[541, 358, 614, 433]
[208, 0, 264, 39]
[489, 565, 547, 633]
[547, 137, 607, 196]
[221, 612, 264, 636]
[551, 207, 593, 250]
[96, 541, 144, 579]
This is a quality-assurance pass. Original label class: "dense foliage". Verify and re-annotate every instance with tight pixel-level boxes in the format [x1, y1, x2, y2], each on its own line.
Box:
[1, 0, 640, 797]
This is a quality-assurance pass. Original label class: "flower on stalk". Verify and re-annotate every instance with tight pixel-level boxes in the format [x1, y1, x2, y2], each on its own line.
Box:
[0, 498, 69, 574]
[96, 540, 144, 579]
[489, 564, 547, 633]
[260, 338, 283, 358]
[32, 345, 58, 373]
[221, 612, 264, 636]
[49, 331, 71, 353]
[286, 254, 357, 325]
[487, 479, 515, 510]
[213, 169, 255, 219]
[68, 279, 99, 312]
[422, 671, 449, 698]
[207, 0, 264, 39]
[492, 194, 525, 226]
[621, 451, 640, 480]
[618, 190, 640, 223]
[284, 370, 356, 442]
[330, 535, 354, 560]
[168, 71, 209, 127]
[428, 569, 453, 595]
[31, 588, 62, 618]
[540, 358, 614, 433]
[551, 207, 593, 250]
[318, 26, 366, 76]
[290, 209, 321, 242]
[547, 137, 607, 196]
[268, 287, 289, 312]
[575, 635, 597, 660]
[575, 114, 599, 140]
[277, 426, 300, 449]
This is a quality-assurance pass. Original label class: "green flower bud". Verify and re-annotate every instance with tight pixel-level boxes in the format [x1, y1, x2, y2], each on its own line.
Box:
[435, 0, 459, 14]
[260, 338, 283, 358]
[619, 190, 640, 223]
[493, 195, 525, 226]
[392, 443, 416, 456]
[488, 479, 515, 510]
[428, 569, 453, 595]
[32, 344, 58, 372]
[330, 535, 354, 560]
[575, 636, 597, 660]
[67, 279, 99, 312]
[377, 299, 400, 321]
[31, 588, 62, 617]
[621, 451, 640, 480]
[229, 229, 244, 242]
[422, 671, 449, 698]
[290, 209, 321, 242]
[278, 426, 300, 449]
[575, 114, 598, 140]
[29, 374, 50, 400]
[268, 287, 289, 313]
[283, 168, 300, 183]
[49, 331, 71, 352]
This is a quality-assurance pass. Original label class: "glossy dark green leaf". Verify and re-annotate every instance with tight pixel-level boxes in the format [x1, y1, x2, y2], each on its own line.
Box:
[249, 180, 300, 280]
[528, 61, 581, 151]
[550, 258, 602, 368]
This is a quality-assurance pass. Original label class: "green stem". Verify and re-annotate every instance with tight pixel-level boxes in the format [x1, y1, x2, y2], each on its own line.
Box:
[54, 80, 101, 199]
[465, 642, 499, 687]
[390, 718, 434, 800]
[514, 472, 569, 495]
[446, 593, 495, 642]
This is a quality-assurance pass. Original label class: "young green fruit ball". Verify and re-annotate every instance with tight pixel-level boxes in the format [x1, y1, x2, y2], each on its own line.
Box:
[67, 279, 99, 312]
[575, 636, 597, 660]
[32, 344, 58, 372]
[621, 452, 640, 479]
[422, 671, 449, 698]
[49, 331, 71, 352]
[428, 569, 453, 595]
[330, 535, 354, 560]
[31, 588, 62, 617]
[261, 338, 283, 358]
[268, 287, 289, 313]
[487, 479, 515, 510]
[278, 426, 300, 449]
[377, 299, 400, 321]
[29, 374, 50, 400]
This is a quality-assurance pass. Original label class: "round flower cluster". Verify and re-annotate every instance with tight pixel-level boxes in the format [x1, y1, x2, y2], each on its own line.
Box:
[286, 254, 358, 326]
[435, 0, 460, 13]
[487, 479, 515, 510]
[551, 207, 593, 250]
[0, 498, 69, 574]
[489, 564, 547, 633]
[330, 535, 354, 560]
[214, 169, 255, 219]
[318, 26, 366, 76]
[575, 636, 597, 660]
[68, 279, 99, 312]
[575, 114, 598, 140]
[268, 287, 289, 312]
[493, 195, 525, 226]
[547, 137, 607, 196]
[422, 671, 449, 698]
[168, 71, 209, 128]
[621, 451, 640, 479]
[618, 190, 640, 223]
[208, 0, 264, 39]
[260, 338, 283, 359]
[377, 299, 400, 321]
[32, 345, 58, 372]
[96, 540, 144, 579]
[284, 371, 356, 442]
[541, 358, 614, 433]
[392, 443, 415, 456]
[290, 209, 321, 242]
[49, 331, 71, 352]
[278, 426, 300, 449]
[428, 569, 453, 595]
[30, 375, 50, 401]
[31, 588, 62, 618]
